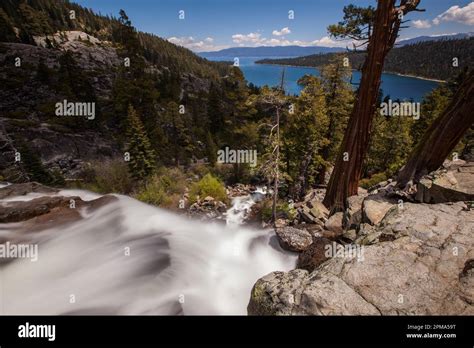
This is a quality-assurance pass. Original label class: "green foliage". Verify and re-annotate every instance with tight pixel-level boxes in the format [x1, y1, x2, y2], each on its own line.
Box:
[365, 107, 414, 178]
[327, 4, 375, 41]
[17, 141, 64, 186]
[139, 32, 229, 79]
[18, 2, 53, 38]
[135, 167, 186, 208]
[359, 172, 387, 189]
[320, 56, 353, 163]
[0, 8, 17, 42]
[282, 76, 329, 190]
[189, 173, 228, 204]
[205, 131, 218, 165]
[84, 159, 133, 194]
[0, 0, 250, 175]
[411, 84, 452, 143]
[57, 51, 95, 100]
[259, 199, 297, 222]
[126, 105, 156, 180]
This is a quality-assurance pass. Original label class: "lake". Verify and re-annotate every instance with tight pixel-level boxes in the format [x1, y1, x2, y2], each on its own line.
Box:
[209, 57, 440, 101]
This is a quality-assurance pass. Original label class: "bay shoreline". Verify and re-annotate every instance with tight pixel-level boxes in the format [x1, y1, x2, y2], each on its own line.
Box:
[255, 62, 446, 83]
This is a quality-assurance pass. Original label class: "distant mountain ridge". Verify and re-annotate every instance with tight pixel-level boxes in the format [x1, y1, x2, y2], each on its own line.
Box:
[397, 32, 474, 46]
[256, 37, 474, 82]
[199, 33, 474, 58]
[199, 45, 344, 58]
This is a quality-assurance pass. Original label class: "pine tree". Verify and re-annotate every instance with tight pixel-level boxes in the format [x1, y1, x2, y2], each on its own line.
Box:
[364, 104, 413, 179]
[17, 142, 55, 184]
[323, 0, 422, 212]
[205, 131, 218, 165]
[0, 8, 17, 42]
[126, 105, 156, 180]
[208, 82, 223, 135]
[318, 56, 354, 183]
[253, 85, 288, 223]
[285, 75, 328, 199]
[410, 85, 452, 143]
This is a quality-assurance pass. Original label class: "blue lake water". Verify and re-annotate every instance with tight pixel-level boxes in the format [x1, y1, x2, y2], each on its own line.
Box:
[209, 57, 440, 101]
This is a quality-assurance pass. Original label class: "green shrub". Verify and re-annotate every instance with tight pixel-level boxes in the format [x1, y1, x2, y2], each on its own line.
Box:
[189, 173, 228, 204]
[189, 163, 211, 178]
[16, 141, 61, 186]
[259, 198, 297, 222]
[85, 159, 134, 194]
[359, 172, 388, 189]
[135, 184, 168, 206]
[135, 167, 187, 208]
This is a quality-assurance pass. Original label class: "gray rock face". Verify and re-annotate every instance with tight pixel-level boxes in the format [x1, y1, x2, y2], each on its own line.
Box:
[297, 189, 327, 225]
[0, 184, 117, 224]
[415, 161, 474, 203]
[344, 194, 366, 229]
[0, 40, 122, 177]
[0, 182, 58, 200]
[248, 202, 474, 315]
[324, 212, 344, 235]
[0, 32, 215, 179]
[275, 226, 313, 252]
[188, 196, 227, 221]
[297, 237, 332, 272]
[362, 194, 396, 225]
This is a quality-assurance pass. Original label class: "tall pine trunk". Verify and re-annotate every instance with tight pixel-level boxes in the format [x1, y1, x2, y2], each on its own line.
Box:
[397, 71, 474, 186]
[323, 0, 416, 212]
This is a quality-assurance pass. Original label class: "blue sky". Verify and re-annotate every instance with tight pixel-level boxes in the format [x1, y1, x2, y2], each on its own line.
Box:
[73, 0, 474, 51]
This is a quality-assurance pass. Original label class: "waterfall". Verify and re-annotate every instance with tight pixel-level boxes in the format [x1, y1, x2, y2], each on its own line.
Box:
[0, 187, 296, 315]
[225, 186, 266, 226]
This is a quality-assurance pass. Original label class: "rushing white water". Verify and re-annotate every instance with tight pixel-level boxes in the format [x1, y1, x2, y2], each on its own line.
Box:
[0, 187, 295, 315]
[225, 187, 267, 226]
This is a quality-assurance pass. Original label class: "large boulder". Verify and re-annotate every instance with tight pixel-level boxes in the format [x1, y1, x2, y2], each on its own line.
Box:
[0, 192, 117, 224]
[415, 161, 474, 203]
[275, 226, 313, 252]
[0, 196, 76, 223]
[362, 194, 396, 225]
[297, 190, 328, 225]
[324, 212, 344, 235]
[0, 182, 58, 200]
[248, 268, 380, 315]
[297, 237, 332, 272]
[344, 194, 366, 229]
[249, 201, 474, 315]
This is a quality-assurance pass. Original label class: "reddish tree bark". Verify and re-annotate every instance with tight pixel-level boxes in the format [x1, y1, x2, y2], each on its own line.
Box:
[397, 70, 474, 186]
[323, 0, 421, 212]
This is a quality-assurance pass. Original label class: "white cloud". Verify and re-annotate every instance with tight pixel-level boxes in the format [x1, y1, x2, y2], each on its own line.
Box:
[167, 36, 227, 52]
[232, 32, 266, 45]
[412, 19, 432, 29]
[230, 32, 353, 48]
[311, 36, 346, 47]
[272, 27, 291, 36]
[433, 2, 474, 26]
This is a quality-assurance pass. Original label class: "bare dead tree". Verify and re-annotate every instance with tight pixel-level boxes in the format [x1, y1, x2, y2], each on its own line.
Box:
[256, 70, 287, 225]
